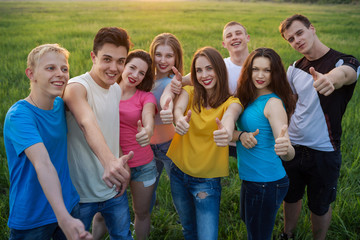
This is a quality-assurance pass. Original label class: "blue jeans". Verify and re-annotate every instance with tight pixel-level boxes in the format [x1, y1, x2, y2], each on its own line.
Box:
[240, 176, 289, 240]
[170, 165, 221, 240]
[78, 194, 132, 240]
[150, 140, 173, 211]
[9, 204, 80, 240]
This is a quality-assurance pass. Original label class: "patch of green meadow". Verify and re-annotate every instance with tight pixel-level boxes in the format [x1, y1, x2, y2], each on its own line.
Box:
[0, 1, 359, 239]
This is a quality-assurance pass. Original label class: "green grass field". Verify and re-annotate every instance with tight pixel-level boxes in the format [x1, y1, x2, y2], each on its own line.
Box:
[0, 1, 359, 239]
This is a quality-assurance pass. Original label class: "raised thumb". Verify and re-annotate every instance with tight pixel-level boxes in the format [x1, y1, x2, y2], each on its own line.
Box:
[137, 120, 142, 132]
[216, 118, 224, 129]
[185, 110, 192, 123]
[278, 125, 287, 138]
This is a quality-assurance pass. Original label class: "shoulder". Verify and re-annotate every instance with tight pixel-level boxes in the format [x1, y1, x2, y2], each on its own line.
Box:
[183, 85, 194, 94]
[226, 96, 241, 106]
[68, 72, 89, 85]
[138, 90, 156, 102]
[264, 97, 285, 118]
[4, 101, 35, 132]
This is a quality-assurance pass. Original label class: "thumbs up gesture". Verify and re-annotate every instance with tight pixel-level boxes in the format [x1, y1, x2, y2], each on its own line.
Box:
[274, 125, 290, 156]
[240, 129, 259, 149]
[213, 118, 230, 147]
[170, 66, 183, 95]
[310, 67, 335, 96]
[135, 120, 151, 147]
[175, 110, 191, 135]
[160, 97, 173, 124]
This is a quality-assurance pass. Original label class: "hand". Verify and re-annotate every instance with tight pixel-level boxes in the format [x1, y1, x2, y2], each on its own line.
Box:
[240, 129, 259, 149]
[274, 125, 290, 156]
[213, 118, 230, 147]
[311, 67, 335, 96]
[102, 151, 133, 194]
[175, 110, 191, 135]
[59, 216, 93, 240]
[136, 120, 150, 147]
[170, 66, 183, 95]
[160, 97, 173, 124]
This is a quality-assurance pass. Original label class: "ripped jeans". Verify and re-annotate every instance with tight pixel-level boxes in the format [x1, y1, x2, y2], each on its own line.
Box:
[170, 164, 221, 240]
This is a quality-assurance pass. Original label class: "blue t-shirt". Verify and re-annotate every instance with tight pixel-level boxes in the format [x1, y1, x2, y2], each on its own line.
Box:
[236, 93, 286, 182]
[3, 97, 79, 230]
[151, 75, 173, 125]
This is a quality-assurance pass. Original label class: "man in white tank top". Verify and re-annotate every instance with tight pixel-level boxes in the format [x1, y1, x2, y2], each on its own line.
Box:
[63, 27, 134, 239]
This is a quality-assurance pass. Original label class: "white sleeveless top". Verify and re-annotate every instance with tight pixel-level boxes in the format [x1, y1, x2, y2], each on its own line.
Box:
[66, 72, 121, 203]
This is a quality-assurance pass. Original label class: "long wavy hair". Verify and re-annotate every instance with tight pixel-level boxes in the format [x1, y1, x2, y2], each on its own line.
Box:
[190, 47, 230, 113]
[236, 47, 296, 120]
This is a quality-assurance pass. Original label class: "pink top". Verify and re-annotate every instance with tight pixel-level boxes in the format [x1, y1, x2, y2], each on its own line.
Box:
[120, 90, 157, 168]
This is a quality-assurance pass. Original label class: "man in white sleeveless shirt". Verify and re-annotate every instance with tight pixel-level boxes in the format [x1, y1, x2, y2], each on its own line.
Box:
[63, 27, 134, 239]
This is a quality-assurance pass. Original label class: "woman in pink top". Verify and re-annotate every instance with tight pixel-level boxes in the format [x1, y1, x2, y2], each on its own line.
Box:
[118, 50, 156, 240]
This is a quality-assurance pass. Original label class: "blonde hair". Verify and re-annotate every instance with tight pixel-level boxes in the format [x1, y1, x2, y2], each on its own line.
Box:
[27, 43, 70, 70]
[223, 21, 248, 36]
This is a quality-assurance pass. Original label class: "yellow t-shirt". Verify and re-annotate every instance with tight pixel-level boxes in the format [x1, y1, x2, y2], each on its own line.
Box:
[167, 85, 241, 178]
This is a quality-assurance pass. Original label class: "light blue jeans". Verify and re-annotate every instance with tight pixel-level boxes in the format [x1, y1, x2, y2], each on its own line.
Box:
[150, 140, 173, 211]
[78, 194, 132, 240]
[240, 176, 289, 240]
[170, 164, 221, 240]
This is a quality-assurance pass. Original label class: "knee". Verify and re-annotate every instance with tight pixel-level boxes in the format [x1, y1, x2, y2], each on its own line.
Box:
[134, 209, 150, 221]
[196, 191, 208, 199]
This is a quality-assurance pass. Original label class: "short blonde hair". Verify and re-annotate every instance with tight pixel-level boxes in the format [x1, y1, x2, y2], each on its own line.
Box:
[223, 21, 248, 36]
[27, 43, 70, 70]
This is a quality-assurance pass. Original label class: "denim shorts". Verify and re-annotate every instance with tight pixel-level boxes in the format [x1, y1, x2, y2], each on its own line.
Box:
[282, 145, 341, 215]
[131, 158, 157, 187]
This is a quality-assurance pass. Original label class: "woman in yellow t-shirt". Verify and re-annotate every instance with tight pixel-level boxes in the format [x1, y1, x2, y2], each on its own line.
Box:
[164, 47, 243, 240]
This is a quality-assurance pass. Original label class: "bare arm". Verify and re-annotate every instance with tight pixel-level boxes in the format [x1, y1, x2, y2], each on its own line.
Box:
[311, 65, 357, 96]
[25, 143, 92, 240]
[63, 83, 131, 193]
[213, 103, 242, 147]
[136, 102, 156, 147]
[264, 98, 294, 161]
[181, 73, 193, 86]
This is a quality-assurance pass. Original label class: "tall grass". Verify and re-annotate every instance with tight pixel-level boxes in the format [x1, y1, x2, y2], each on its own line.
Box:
[0, 1, 359, 239]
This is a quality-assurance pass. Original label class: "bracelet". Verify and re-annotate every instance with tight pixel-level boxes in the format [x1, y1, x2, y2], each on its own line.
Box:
[238, 131, 247, 141]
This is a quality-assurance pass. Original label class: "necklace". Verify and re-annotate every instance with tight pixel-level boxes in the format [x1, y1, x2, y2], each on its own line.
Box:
[29, 95, 39, 108]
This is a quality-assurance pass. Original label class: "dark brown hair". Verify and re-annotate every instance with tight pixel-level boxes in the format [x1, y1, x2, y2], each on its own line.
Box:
[279, 14, 312, 39]
[118, 49, 154, 92]
[236, 47, 295, 120]
[93, 27, 133, 55]
[190, 47, 230, 113]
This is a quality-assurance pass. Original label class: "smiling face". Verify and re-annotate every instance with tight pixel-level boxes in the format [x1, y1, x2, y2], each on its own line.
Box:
[283, 20, 316, 56]
[121, 57, 149, 88]
[195, 56, 217, 94]
[27, 51, 69, 98]
[222, 24, 250, 55]
[251, 56, 272, 96]
[90, 43, 128, 89]
[154, 44, 175, 79]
